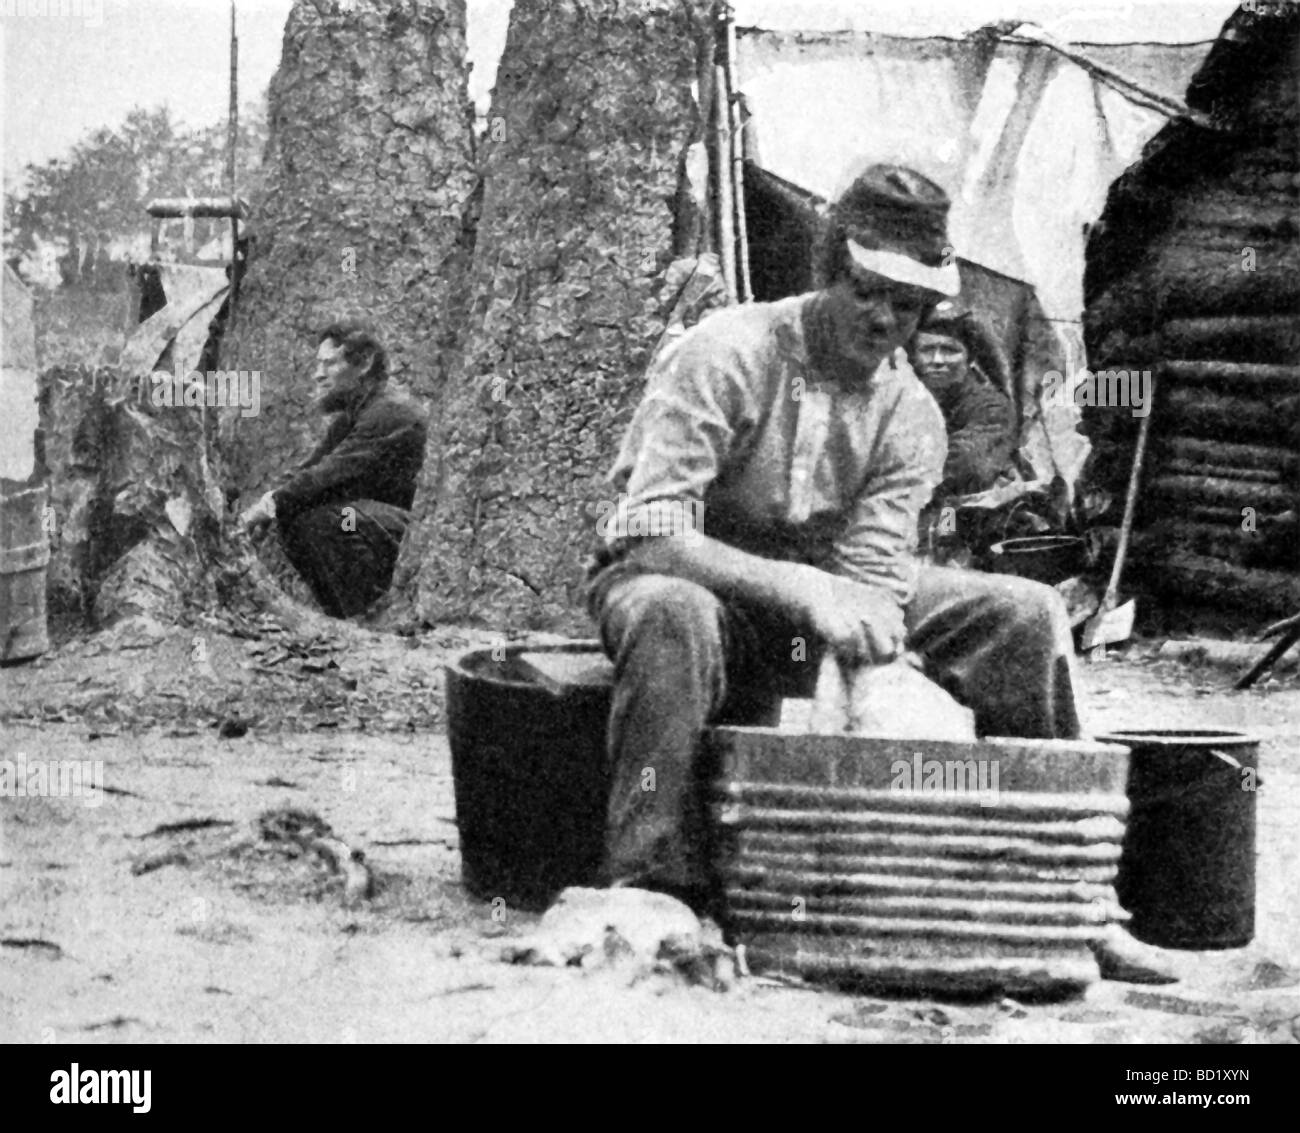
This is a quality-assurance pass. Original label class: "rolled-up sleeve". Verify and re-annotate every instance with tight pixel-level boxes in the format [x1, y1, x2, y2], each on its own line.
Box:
[602, 322, 756, 549]
[828, 388, 947, 606]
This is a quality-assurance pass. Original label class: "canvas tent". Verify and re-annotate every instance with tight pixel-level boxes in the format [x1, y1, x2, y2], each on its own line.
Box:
[724, 16, 1214, 491]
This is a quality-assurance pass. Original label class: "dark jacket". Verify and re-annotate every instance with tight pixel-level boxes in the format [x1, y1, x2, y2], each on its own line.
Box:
[928, 370, 1017, 497]
[273, 384, 428, 522]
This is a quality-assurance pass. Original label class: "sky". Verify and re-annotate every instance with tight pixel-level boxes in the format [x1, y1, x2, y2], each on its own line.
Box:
[0, 0, 514, 184]
[1, 0, 1241, 187]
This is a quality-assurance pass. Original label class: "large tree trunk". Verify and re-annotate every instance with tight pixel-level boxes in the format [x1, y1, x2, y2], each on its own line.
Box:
[398, 0, 715, 633]
[219, 0, 477, 501]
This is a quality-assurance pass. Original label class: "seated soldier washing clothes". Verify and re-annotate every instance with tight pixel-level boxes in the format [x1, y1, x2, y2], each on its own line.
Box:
[583, 164, 1174, 983]
[238, 320, 427, 618]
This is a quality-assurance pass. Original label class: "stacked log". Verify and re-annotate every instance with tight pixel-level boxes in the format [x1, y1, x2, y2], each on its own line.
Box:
[709, 729, 1130, 997]
[1083, 4, 1300, 620]
[1159, 315, 1300, 363]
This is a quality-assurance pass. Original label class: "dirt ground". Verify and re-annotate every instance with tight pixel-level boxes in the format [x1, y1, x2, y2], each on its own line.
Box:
[2, 620, 1299, 1045]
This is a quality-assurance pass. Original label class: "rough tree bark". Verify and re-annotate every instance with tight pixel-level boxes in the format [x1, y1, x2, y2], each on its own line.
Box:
[34, 361, 226, 630]
[397, 0, 715, 633]
[219, 0, 477, 500]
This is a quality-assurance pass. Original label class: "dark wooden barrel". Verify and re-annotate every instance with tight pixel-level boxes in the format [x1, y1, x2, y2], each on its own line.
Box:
[1, 264, 46, 664]
[0, 480, 50, 664]
[445, 642, 613, 911]
[1098, 729, 1259, 949]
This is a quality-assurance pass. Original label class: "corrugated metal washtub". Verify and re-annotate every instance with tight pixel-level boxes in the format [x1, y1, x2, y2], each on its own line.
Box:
[707, 728, 1132, 998]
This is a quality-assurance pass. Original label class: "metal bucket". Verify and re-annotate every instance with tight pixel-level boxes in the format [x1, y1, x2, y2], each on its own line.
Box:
[985, 536, 1086, 586]
[1097, 729, 1259, 949]
[0, 480, 50, 664]
[445, 642, 613, 910]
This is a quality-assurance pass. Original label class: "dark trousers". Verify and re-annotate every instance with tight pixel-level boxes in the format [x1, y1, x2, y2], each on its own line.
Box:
[278, 500, 407, 618]
[587, 563, 1082, 898]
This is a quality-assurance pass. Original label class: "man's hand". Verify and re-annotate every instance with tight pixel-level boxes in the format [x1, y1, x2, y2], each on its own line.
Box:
[238, 490, 277, 535]
[799, 570, 905, 666]
[620, 531, 906, 665]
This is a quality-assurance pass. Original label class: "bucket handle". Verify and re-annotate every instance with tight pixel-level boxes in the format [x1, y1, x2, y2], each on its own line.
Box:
[1209, 748, 1242, 771]
[1209, 748, 1262, 789]
[1128, 748, 1262, 811]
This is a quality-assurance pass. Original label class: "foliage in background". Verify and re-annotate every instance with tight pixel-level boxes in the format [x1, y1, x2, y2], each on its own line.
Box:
[4, 101, 269, 288]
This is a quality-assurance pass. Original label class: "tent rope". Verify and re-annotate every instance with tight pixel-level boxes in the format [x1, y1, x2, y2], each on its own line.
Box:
[1003, 24, 1217, 131]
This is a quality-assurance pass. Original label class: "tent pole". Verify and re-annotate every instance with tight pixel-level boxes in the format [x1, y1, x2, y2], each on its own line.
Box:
[713, 63, 738, 305]
[696, 52, 716, 256]
[226, 1, 240, 326]
[723, 7, 751, 303]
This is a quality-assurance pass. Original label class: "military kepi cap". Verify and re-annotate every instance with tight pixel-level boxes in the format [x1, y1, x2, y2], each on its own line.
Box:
[832, 164, 962, 296]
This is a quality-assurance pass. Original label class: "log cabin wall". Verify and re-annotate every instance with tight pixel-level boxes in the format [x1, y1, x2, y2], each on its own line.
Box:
[1083, 3, 1300, 623]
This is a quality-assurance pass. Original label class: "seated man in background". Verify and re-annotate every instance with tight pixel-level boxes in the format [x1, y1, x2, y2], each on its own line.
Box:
[908, 301, 1023, 563]
[239, 320, 428, 618]
[910, 299, 1017, 498]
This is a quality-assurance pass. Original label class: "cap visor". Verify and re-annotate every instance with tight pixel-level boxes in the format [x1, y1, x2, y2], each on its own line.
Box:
[846, 239, 961, 297]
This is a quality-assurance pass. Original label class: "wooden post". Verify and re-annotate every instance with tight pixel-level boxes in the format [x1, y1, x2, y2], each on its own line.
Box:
[713, 63, 737, 304]
[723, 7, 751, 303]
[695, 36, 716, 256]
[227, 1, 241, 323]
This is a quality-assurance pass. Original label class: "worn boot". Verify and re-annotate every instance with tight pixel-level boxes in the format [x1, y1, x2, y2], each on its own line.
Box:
[1092, 923, 1180, 984]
